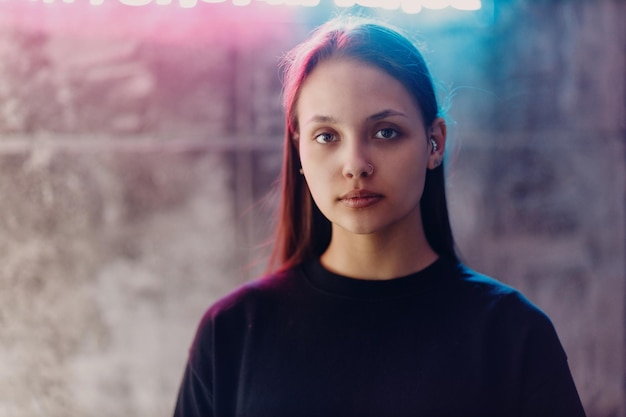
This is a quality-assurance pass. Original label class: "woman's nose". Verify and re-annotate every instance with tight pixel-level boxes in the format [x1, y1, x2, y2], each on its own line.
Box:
[342, 144, 373, 179]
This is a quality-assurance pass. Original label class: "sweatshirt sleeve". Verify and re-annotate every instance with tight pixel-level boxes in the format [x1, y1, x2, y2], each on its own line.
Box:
[520, 363, 586, 417]
[173, 313, 215, 417]
[511, 294, 587, 417]
[173, 360, 214, 417]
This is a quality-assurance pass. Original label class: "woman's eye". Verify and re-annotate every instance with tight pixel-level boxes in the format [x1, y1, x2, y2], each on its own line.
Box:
[314, 132, 336, 144]
[375, 128, 399, 140]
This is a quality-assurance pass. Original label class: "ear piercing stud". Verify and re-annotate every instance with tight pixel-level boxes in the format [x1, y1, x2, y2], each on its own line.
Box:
[430, 138, 438, 153]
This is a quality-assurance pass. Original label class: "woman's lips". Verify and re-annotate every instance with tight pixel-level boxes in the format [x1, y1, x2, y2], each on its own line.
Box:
[339, 190, 383, 208]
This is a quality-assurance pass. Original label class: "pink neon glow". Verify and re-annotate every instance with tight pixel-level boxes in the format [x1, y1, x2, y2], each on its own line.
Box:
[119, 0, 152, 5]
[4, 0, 480, 10]
[179, 0, 198, 7]
[0, 0, 297, 42]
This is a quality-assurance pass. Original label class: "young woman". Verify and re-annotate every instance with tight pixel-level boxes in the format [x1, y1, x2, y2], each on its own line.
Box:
[174, 17, 586, 417]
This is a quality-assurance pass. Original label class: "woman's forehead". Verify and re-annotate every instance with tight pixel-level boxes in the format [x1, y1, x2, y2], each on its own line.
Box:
[294, 58, 422, 128]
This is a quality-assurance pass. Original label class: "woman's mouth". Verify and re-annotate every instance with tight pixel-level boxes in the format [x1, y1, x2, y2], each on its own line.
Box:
[339, 190, 383, 209]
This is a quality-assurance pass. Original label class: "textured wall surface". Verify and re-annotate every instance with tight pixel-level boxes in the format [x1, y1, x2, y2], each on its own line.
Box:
[0, 3, 296, 416]
[444, 2, 626, 415]
[0, 1, 624, 416]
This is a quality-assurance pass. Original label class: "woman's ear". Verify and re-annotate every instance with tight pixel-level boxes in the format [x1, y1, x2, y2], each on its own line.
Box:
[291, 129, 300, 150]
[427, 117, 447, 170]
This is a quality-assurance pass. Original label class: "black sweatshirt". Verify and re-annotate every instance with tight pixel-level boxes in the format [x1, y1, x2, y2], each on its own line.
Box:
[174, 257, 586, 417]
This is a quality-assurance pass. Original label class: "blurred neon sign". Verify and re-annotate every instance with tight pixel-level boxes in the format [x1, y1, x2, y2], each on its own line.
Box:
[19, 0, 482, 12]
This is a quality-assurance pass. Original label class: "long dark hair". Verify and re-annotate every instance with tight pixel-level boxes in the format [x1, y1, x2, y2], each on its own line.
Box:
[267, 17, 457, 273]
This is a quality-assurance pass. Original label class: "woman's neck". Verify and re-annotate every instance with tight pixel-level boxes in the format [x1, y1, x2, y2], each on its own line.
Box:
[320, 225, 438, 281]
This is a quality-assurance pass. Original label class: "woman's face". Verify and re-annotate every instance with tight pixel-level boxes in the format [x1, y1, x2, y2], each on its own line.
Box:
[295, 57, 444, 238]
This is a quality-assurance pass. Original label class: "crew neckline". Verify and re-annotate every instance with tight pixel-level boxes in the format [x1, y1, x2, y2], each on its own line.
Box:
[300, 256, 459, 300]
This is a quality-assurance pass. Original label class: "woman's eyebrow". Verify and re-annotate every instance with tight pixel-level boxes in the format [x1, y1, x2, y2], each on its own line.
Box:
[302, 109, 407, 126]
[303, 115, 338, 126]
[368, 109, 408, 121]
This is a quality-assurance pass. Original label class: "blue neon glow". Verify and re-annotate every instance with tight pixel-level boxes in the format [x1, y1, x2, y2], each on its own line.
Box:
[334, 0, 481, 11]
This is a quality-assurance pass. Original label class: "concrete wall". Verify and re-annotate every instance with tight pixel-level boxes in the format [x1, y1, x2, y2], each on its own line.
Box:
[0, 1, 623, 416]
[465, 3, 626, 415]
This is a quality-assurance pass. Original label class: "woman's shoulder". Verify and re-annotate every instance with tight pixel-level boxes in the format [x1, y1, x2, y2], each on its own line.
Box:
[451, 262, 557, 332]
[200, 265, 303, 323]
[188, 266, 303, 360]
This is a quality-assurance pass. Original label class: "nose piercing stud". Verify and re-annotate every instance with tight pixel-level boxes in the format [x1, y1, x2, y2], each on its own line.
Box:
[367, 164, 374, 176]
